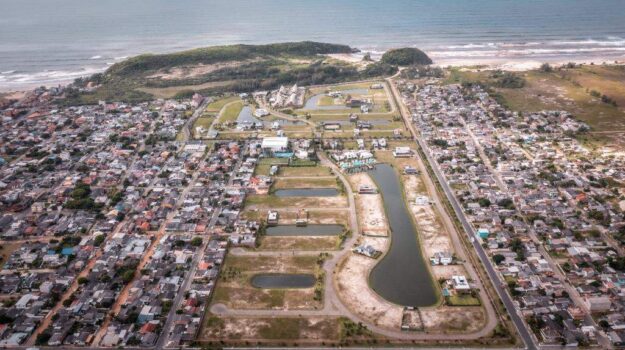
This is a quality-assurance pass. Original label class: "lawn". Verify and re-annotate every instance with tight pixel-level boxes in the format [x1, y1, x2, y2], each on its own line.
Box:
[211, 255, 323, 310]
[279, 165, 330, 177]
[254, 157, 291, 176]
[445, 294, 482, 306]
[218, 101, 244, 123]
[258, 236, 341, 251]
[206, 96, 240, 112]
[272, 177, 338, 190]
[191, 116, 214, 137]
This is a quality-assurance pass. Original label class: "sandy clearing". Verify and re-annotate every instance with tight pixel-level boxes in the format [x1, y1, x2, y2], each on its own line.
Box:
[420, 306, 486, 333]
[404, 175, 453, 259]
[147, 59, 262, 80]
[349, 173, 388, 237]
[335, 235, 403, 330]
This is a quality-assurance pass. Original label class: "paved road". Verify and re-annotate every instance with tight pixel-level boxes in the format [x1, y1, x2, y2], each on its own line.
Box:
[385, 77, 537, 350]
[180, 98, 210, 141]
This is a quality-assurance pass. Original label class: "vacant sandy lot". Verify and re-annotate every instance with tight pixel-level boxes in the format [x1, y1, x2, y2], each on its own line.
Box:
[349, 173, 388, 237]
[259, 236, 340, 251]
[420, 306, 486, 333]
[200, 315, 339, 342]
[335, 236, 403, 329]
[404, 175, 454, 258]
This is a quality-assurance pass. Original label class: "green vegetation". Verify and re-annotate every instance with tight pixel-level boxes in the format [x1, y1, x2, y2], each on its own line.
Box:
[109, 42, 352, 76]
[339, 317, 373, 341]
[400, 65, 444, 79]
[64, 182, 103, 211]
[66, 42, 403, 105]
[218, 101, 244, 123]
[490, 70, 525, 88]
[445, 294, 481, 306]
[205, 96, 239, 112]
[381, 47, 432, 66]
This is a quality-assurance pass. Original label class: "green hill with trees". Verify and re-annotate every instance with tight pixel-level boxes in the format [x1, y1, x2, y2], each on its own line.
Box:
[381, 47, 433, 66]
[65, 42, 428, 104]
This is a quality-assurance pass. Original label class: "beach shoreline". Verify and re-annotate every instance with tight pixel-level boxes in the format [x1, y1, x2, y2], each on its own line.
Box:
[2, 51, 625, 95]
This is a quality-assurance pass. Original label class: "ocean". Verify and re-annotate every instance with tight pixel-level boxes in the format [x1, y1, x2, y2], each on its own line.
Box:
[1, 0, 625, 90]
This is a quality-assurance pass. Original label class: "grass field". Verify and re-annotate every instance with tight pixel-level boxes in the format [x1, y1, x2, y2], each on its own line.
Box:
[218, 101, 244, 123]
[445, 294, 482, 307]
[272, 177, 338, 190]
[191, 116, 215, 138]
[258, 236, 341, 251]
[211, 255, 322, 310]
[206, 96, 241, 112]
[279, 166, 330, 177]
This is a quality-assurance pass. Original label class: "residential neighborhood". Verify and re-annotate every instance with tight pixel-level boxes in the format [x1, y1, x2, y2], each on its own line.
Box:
[400, 81, 625, 347]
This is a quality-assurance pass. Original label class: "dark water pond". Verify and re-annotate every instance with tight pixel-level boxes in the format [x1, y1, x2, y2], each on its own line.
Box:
[266, 224, 344, 236]
[251, 273, 316, 288]
[367, 163, 438, 306]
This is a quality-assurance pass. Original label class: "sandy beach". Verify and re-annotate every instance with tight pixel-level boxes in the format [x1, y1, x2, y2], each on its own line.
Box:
[2, 51, 625, 94]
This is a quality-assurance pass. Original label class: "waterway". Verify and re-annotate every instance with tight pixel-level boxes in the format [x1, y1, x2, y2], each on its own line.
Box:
[236, 106, 304, 127]
[265, 224, 344, 236]
[367, 163, 438, 306]
[250, 273, 316, 288]
[274, 188, 339, 197]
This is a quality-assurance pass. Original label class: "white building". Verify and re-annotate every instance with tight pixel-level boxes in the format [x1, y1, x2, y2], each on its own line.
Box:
[393, 146, 413, 158]
[254, 108, 269, 118]
[451, 275, 471, 293]
[261, 137, 289, 153]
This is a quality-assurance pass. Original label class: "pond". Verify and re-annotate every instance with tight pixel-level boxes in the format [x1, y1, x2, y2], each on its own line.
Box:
[236, 106, 305, 126]
[251, 273, 316, 288]
[367, 163, 438, 307]
[265, 224, 344, 236]
[274, 188, 339, 197]
[302, 88, 370, 110]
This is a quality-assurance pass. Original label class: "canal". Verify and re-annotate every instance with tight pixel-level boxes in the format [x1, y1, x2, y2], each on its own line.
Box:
[367, 164, 438, 306]
[251, 273, 316, 288]
[266, 224, 344, 236]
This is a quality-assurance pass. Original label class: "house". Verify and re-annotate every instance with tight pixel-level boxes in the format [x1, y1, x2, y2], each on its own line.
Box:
[451, 275, 471, 293]
[358, 185, 377, 194]
[393, 147, 413, 158]
[585, 296, 611, 313]
[254, 109, 269, 118]
[404, 165, 418, 175]
[267, 211, 279, 226]
[353, 245, 380, 258]
[414, 196, 430, 206]
[431, 251, 453, 265]
[261, 137, 289, 155]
